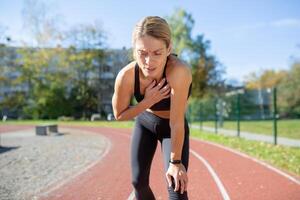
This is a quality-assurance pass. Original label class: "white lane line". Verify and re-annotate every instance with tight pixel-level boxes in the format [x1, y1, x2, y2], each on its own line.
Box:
[192, 137, 300, 185]
[127, 190, 135, 200]
[190, 149, 231, 200]
[108, 130, 136, 200]
[106, 129, 135, 200]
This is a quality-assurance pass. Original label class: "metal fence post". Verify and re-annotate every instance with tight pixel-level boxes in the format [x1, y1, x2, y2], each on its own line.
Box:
[199, 102, 203, 131]
[237, 93, 241, 137]
[0, 115, 6, 147]
[215, 98, 218, 134]
[273, 87, 278, 145]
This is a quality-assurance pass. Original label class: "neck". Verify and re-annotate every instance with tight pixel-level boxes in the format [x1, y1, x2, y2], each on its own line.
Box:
[145, 72, 164, 84]
[140, 69, 164, 83]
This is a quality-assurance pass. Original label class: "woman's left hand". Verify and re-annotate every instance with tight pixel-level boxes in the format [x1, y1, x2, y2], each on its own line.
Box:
[166, 163, 188, 194]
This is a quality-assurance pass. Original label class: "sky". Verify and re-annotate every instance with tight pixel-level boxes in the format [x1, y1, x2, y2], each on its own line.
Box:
[1, 0, 300, 83]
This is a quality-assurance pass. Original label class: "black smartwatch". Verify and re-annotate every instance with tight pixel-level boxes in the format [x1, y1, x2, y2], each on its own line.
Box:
[169, 159, 181, 164]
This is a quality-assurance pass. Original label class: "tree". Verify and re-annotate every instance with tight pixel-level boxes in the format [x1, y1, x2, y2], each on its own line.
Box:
[166, 8, 224, 98]
[190, 35, 224, 98]
[65, 22, 106, 119]
[244, 69, 287, 89]
[0, 25, 10, 45]
[166, 8, 194, 57]
[1, 1, 109, 119]
[0, 44, 27, 118]
[13, 0, 68, 119]
[22, 0, 62, 47]
[278, 62, 300, 117]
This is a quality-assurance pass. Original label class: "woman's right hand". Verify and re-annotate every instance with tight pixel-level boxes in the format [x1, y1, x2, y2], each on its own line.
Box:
[144, 78, 171, 107]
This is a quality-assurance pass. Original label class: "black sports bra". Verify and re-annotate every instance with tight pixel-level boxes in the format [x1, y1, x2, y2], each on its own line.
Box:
[134, 58, 192, 111]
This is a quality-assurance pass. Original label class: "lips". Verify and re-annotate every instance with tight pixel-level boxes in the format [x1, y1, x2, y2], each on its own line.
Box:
[145, 67, 155, 72]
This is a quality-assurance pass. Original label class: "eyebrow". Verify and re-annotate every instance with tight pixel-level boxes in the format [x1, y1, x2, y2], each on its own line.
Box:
[137, 48, 164, 52]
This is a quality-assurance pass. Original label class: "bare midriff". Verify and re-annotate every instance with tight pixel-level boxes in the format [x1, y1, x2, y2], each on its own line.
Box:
[146, 109, 170, 119]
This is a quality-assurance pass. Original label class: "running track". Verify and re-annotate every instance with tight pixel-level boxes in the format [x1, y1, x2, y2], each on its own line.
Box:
[1, 125, 299, 199]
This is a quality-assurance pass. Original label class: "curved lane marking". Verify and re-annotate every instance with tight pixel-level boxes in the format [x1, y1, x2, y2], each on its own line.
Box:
[127, 191, 135, 200]
[40, 128, 112, 197]
[127, 148, 232, 200]
[190, 149, 231, 200]
[192, 137, 300, 185]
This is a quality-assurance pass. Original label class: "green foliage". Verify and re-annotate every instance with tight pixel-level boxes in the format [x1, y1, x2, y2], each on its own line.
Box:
[192, 119, 300, 139]
[191, 129, 300, 176]
[1, 120, 135, 129]
[277, 62, 300, 117]
[0, 20, 107, 120]
[244, 70, 287, 89]
[187, 97, 216, 121]
[166, 8, 194, 56]
[37, 83, 73, 119]
[166, 8, 224, 98]
[0, 1, 105, 119]
[1, 43, 109, 119]
[0, 91, 27, 118]
[13, 47, 71, 119]
[64, 23, 106, 118]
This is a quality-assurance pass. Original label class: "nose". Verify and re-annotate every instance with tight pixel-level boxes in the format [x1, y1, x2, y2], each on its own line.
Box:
[145, 55, 155, 66]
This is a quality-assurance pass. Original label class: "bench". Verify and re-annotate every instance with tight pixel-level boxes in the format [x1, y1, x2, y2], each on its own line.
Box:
[36, 124, 58, 136]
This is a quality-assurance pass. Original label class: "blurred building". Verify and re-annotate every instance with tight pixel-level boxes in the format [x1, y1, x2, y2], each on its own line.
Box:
[96, 47, 131, 116]
[0, 45, 130, 119]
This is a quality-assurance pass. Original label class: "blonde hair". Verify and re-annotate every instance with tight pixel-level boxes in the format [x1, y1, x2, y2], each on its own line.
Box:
[132, 16, 171, 49]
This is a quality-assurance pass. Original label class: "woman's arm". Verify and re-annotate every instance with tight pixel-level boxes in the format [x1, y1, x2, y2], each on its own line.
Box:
[165, 62, 192, 194]
[169, 65, 192, 160]
[112, 66, 147, 121]
[112, 65, 171, 121]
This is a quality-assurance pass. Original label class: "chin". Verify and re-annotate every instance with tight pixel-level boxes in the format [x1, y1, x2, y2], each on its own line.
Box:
[142, 69, 156, 78]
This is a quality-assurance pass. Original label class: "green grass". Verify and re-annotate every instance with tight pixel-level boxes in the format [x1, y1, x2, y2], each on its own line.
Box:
[191, 128, 300, 177]
[1, 120, 299, 176]
[192, 119, 300, 139]
[0, 120, 135, 129]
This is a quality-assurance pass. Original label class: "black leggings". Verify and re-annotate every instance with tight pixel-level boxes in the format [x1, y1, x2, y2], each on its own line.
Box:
[130, 111, 189, 200]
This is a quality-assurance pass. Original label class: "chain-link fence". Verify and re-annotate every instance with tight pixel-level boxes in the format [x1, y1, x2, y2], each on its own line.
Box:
[187, 88, 300, 146]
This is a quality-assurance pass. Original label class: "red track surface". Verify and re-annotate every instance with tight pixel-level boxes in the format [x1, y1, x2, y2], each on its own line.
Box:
[0, 124, 32, 133]
[1, 125, 299, 199]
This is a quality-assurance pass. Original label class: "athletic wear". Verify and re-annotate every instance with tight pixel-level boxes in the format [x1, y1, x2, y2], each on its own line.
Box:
[134, 57, 192, 111]
[131, 111, 189, 200]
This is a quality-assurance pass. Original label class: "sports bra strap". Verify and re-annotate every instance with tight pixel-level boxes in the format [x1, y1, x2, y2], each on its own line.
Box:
[134, 63, 140, 96]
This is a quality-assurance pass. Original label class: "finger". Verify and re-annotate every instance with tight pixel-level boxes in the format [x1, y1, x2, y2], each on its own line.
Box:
[185, 179, 188, 191]
[161, 88, 170, 96]
[145, 80, 156, 91]
[160, 84, 170, 93]
[174, 176, 180, 192]
[150, 80, 156, 88]
[180, 179, 185, 194]
[161, 93, 170, 99]
[166, 173, 172, 188]
[158, 77, 166, 85]
[183, 175, 188, 191]
[157, 78, 166, 89]
[160, 84, 170, 92]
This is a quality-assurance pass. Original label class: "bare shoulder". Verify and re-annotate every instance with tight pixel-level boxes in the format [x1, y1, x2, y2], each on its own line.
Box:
[115, 61, 135, 84]
[114, 61, 136, 93]
[166, 55, 192, 84]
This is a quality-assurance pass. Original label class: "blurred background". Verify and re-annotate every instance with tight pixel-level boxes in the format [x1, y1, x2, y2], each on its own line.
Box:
[0, 0, 299, 141]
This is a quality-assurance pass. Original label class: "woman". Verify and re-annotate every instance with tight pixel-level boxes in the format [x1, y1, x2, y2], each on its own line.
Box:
[112, 16, 192, 200]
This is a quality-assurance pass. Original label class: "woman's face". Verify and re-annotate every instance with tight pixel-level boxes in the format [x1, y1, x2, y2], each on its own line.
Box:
[135, 35, 171, 79]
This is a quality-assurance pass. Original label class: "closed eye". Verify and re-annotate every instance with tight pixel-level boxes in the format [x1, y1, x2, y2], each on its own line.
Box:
[138, 51, 147, 56]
